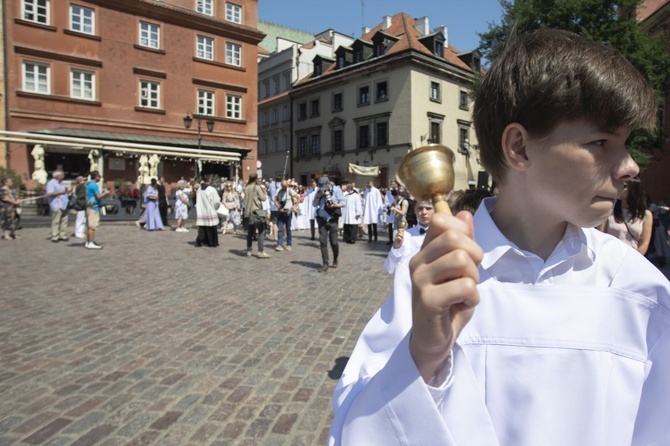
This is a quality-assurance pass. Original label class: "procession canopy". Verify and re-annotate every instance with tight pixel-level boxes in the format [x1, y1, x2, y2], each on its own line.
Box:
[348, 163, 380, 177]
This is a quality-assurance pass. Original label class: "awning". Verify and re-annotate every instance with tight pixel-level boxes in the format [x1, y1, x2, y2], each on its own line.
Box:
[0, 129, 250, 163]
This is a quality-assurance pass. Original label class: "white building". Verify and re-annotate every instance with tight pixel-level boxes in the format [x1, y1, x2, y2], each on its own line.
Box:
[290, 13, 485, 190]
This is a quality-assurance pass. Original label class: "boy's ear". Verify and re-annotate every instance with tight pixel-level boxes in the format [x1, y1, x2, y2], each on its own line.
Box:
[501, 122, 530, 171]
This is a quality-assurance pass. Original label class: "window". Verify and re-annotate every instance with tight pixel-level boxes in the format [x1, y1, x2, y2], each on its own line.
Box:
[71, 70, 94, 100]
[284, 73, 291, 90]
[298, 136, 307, 157]
[459, 127, 469, 150]
[429, 121, 441, 144]
[226, 2, 242, 24]
[272, 108, 278, 124]
[263, 80, 270, 98]
[358, 125, 370, 148]
[283, 134, 289, 151]
[273, 77, 280, 94]
[311, 134, 320, 155]
[272, 137, 278, 153]
[430, 81, 441, 102]
[262, 110, 268, 126]
[139, 22, 160, 49]
[23, 62, 49, 94]
[196, 0, 213, 16]
[298, 103, 307, 120]
[376, 81, 388, 102]
[459, 91, 469, 110]
[197, 90, 215, 115]
[23, 0, 49, 25]
[333, 129, 343, 152]
[376, 122, 388, 146]
[310, 99, 320, 117]
[282, 105, 289, 121]
[435, 40, 444, 57]
[332, 92, 343, 112]
[140, 80, 160, 108]
[70, 5, 94, 34]
[196, 36, 214, 60]
[358, 85, 370, 106]
[226, 42, 241, 66]
[226, 94, 242, 119]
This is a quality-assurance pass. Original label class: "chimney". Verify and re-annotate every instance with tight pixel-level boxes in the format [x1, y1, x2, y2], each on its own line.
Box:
[383, 15, 392, 30]
[414, 16, 430, 36]
[434, 25, 448, 47]
[362, 26, 371, 37]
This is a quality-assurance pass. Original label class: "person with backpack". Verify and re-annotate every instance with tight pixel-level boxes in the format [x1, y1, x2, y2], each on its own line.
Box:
[73, 176, 87, 239]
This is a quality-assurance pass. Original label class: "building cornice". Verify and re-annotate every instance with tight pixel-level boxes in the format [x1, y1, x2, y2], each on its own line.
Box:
[82, 0, 265, 44]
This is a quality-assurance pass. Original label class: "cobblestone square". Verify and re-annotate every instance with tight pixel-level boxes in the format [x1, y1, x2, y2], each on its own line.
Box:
[0, 222, 393, 445]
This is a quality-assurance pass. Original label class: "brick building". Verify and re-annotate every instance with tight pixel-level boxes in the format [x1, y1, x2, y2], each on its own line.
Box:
[1, 0, 264, 188]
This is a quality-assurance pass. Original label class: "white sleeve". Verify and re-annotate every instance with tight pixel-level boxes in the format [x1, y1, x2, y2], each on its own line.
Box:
[329, 263, 500, 445]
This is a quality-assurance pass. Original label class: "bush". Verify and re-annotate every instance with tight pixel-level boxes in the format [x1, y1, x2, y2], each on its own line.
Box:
[0, 166, 23, 191]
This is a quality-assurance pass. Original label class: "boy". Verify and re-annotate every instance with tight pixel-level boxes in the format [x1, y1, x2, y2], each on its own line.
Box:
[384, 200, 434, 275]
[329, 29, 670, 445]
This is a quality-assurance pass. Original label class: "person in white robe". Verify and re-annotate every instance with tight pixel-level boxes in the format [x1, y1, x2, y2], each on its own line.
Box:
[362, 181, 382, 243]
[194, 175, 221, 247]
[384, 200, 433, 275]
[342, 182, 362, 244]
[329, 29, 670, 446]
[305, 180, 318, 240]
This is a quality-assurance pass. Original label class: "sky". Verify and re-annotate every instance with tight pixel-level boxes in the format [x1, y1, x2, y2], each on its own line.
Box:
[258, 0, 505, 54]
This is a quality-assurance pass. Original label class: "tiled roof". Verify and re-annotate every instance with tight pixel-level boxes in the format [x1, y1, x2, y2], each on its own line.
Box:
[294, 12, 475, 86]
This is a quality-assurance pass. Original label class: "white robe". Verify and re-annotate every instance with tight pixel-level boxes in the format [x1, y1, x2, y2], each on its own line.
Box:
[363, 187, 383, 225]
[195, 185, 220, 226]
[342, 191, 362, 225]
[329, 197, 670, 446]
[383, 225, 426, 275]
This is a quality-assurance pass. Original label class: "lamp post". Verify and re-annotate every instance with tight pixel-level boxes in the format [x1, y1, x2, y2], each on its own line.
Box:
[183, 111, 214, 177]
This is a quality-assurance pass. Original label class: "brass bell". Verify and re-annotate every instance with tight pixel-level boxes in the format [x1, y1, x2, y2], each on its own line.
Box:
[396, 144, 455, 215]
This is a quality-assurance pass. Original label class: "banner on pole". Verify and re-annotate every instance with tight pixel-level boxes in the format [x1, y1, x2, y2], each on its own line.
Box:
[347, 163, 380, 176]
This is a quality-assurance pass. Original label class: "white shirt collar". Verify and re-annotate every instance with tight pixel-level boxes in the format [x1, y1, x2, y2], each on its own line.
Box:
[474, 197, 596, 277]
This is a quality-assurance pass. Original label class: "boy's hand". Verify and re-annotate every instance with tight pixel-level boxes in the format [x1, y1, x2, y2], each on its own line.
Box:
[408, 211, 483, 383]
[393, 228, 405, 249]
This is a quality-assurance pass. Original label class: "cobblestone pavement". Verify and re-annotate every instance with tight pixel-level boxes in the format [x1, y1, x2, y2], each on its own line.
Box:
[0, 222, 394, 445]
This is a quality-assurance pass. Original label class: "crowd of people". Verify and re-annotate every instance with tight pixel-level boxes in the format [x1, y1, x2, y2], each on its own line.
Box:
[5, 167, 670, 270]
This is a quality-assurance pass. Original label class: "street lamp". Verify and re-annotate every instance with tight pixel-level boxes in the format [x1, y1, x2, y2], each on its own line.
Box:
[183, 111, 214, 177]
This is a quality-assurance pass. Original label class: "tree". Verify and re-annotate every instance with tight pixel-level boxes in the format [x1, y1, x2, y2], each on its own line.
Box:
[478, 0, 670, 167]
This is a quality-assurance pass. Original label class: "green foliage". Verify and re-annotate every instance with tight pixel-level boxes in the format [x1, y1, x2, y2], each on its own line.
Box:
[0, 166, 23, 191]
[477, 0, 670, 167]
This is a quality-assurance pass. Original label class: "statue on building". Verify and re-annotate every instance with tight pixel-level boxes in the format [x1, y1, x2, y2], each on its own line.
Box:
[88, 149, 101, 174]
[148, 154, 160, 180]
[138, 154, 150, 185]
[31, 145, 48, 185]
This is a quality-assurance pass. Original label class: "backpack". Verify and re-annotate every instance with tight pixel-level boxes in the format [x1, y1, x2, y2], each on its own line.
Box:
[74, 183, 87, 211]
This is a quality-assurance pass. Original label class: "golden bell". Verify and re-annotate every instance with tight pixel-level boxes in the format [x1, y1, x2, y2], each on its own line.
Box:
[396, 144, 455, 215]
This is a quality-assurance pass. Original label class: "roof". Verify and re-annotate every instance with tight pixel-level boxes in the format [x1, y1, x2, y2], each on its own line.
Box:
[295, 12, 475, 86]
[32, 128, 251, 154]
[258, 21, 314, 53]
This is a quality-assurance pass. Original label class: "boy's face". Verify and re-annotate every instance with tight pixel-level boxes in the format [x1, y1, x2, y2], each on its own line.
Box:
[415, 203, 434, 227]
[523, 120, 638, 228]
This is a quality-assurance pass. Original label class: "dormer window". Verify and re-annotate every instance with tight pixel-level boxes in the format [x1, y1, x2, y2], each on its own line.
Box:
[354, 48, 363, 63]
[374, 41, 386, 57]
[435, 40, 444, 57]
[337, 55, 345, 69]
[314, 62, 322, 77]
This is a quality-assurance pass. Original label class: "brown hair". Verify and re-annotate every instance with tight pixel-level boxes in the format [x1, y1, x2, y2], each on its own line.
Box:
[473, 29, 657, 184]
